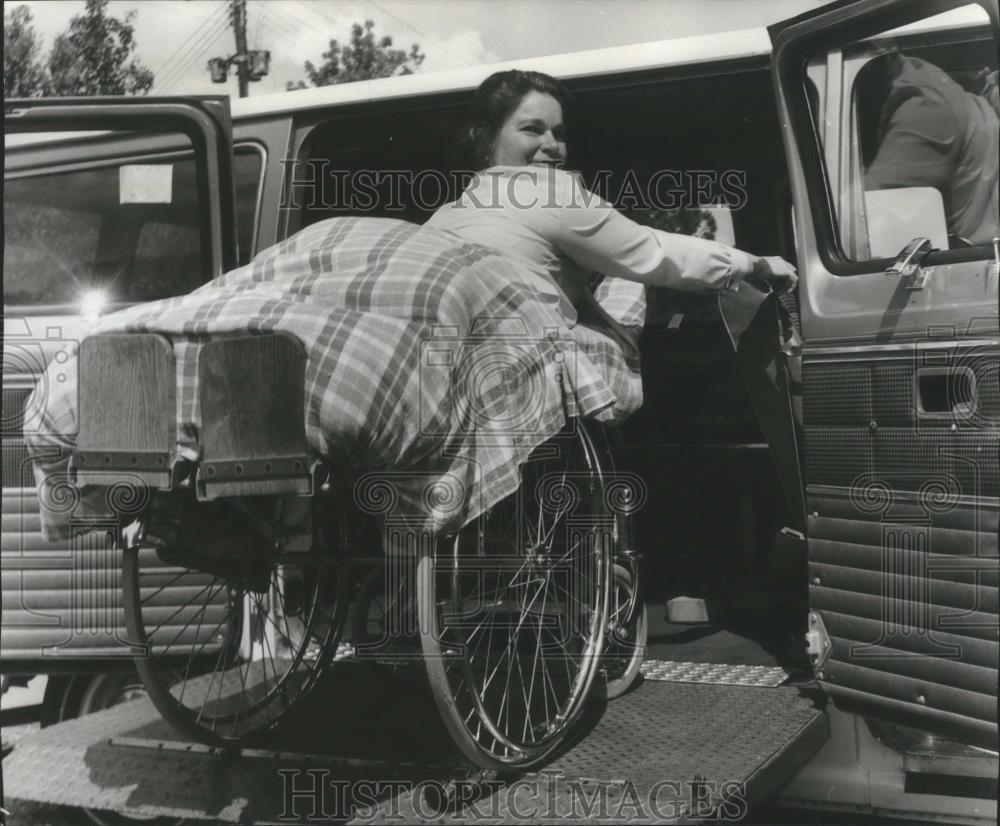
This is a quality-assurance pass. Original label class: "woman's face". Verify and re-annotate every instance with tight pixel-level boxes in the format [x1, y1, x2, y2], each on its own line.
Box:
[490, 91, 567, 168]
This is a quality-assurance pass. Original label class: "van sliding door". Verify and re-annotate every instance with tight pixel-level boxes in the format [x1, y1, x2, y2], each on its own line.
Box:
[770, 0, 999, 749]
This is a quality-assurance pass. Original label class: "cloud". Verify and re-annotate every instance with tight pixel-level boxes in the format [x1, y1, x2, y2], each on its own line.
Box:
[419, 28, 500, 73]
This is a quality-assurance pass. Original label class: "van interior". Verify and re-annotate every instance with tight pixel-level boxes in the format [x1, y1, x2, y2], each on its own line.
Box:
[293, 60, 811, 680]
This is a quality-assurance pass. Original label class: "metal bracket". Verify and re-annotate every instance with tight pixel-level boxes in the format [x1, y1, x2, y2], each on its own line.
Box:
[805, 611, 832, 670]
[196, 455, 314, 499]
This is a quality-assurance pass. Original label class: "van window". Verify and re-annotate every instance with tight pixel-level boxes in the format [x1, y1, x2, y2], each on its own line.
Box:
[806, 3, 998, 261]
[3, 144, 263, 309]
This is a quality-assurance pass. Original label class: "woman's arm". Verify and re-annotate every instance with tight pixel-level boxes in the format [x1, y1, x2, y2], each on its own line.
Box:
[550, 171, 796, 292]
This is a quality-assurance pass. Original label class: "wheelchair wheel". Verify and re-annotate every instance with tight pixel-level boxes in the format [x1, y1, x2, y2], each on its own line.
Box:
[122, 494, 348, 746]
[597, 564, 647, 700]
[418, 420, 613, 770]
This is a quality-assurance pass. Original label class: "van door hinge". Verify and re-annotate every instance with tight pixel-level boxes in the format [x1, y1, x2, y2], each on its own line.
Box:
[805, 612, 831, 669]
[886, 237, 933, 290]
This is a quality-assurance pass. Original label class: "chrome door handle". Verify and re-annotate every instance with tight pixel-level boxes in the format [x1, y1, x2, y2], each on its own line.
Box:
[886, 237, 933, 289]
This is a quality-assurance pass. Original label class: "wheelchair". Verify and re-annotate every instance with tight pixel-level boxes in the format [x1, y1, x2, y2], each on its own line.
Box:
[75, 331, 646, 769]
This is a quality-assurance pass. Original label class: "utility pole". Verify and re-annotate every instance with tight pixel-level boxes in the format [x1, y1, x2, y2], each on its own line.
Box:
[230, 0, 249, 99]
[208, 0, 269, 95]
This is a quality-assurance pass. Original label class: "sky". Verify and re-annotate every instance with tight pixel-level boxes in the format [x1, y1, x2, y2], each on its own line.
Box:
[7, 0, 828, 98]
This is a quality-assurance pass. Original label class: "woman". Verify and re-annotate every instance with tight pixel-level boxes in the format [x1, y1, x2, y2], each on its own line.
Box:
[426, 70, 797, 332]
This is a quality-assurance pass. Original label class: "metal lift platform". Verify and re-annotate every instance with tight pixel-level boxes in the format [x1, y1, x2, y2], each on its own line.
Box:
[3, 658, 828, 824]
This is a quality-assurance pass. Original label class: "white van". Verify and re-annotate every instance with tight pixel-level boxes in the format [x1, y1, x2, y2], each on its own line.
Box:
[2, 0, 997, 822]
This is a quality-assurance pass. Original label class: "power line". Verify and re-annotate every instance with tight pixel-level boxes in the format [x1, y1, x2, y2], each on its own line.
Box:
[256, 9, 298, 44]
[268, 5, 338, 47]
[252, 5, 263, 48]
[264, 3, 337, 52]
[155, 18, 230, 92]
[368, 0, 472, 66]
[256, 9, 334, 89]
[150, 1, 229, 82]
[285, 1, 356, 43]
[157, 18, 232, 92]
[287, 0, 472, 69]
[153, 8, 232, 91]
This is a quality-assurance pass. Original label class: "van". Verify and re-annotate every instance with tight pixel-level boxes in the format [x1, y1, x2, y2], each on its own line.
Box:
[3, 0, 997, 821]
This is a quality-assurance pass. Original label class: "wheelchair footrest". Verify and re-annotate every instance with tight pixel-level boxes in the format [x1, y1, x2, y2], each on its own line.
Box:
[74, 333, 178, 489]
[195, 333, 313, 499]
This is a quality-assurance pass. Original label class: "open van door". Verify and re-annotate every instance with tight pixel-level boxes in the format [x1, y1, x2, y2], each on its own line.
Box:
[2, 97, 238, 668]
[4, 96, 239, 278]
[770, 0, 999, 750]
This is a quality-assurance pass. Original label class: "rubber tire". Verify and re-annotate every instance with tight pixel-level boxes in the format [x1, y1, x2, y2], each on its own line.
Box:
[418, 420, 612, 771]
[122, 537, 346, 748]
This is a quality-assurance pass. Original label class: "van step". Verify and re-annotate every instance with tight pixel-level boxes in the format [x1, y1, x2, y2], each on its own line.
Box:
[4, 674, 827, 823]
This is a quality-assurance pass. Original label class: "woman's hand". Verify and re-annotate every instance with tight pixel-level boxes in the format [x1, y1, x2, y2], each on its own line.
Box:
[745, 256, 798, 293]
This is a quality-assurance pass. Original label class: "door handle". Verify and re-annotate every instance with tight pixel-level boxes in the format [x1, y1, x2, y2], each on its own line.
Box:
[886, 237, 934, 290]
[915, 366, 978, 419]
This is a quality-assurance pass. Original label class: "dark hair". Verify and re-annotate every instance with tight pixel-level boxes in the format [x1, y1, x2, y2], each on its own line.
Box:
[464, 70, 572, 170]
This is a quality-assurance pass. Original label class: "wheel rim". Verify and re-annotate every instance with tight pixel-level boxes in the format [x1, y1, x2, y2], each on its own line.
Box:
[422, 423, 611, 766]
[123, 498, 345, 744]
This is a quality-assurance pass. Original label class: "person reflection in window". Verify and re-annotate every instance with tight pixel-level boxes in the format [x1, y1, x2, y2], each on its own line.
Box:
[865, 56, 999, 247]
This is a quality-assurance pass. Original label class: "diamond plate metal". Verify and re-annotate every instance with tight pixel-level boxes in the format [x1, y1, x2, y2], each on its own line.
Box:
[4, 677, 826, 824]
[639, 659, 791, 687]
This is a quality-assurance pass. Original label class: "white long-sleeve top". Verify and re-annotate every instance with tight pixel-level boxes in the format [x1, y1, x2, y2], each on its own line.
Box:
[425, 165, 756, 324]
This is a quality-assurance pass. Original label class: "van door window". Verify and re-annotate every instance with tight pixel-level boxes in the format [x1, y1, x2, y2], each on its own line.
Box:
[806, 3, 998, 262]
[3, 143, 262, 310]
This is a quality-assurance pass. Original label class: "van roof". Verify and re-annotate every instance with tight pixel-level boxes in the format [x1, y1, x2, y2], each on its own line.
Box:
[4, 4, 986, 145]
[228, 4, 986, 120]
[230, 26, 772, 120]
[4, 26, 771, 148]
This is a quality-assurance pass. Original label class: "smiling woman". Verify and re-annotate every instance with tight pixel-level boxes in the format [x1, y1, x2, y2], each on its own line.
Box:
[426, 69, 797, 338]
[462, 70, 571, 168]
[492, 90, 568, 167]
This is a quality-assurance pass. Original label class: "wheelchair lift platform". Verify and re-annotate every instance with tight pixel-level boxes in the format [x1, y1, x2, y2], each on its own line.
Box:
[4, 660, 828, 824]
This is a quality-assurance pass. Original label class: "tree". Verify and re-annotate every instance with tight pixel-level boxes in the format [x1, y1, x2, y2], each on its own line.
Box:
[47, 0, 153, 96]
[288, 19, 424, 90]
[4, 5, 50, 97]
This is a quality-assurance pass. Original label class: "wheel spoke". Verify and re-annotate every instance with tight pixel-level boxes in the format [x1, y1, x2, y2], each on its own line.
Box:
[144, 579, 219, 642]
[176, 581, 223, 708]
[421, 423, 612, 767]
[127, 497, 344, 745]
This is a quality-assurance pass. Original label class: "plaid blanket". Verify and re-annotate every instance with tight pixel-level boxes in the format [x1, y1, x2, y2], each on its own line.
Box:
[27, 217, 646, 539]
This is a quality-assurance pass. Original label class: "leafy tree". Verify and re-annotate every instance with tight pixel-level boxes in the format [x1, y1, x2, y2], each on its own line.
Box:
[47, 0, 153, 96]
[4, 5, 50, 97]
[288, 19, 424, 90]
